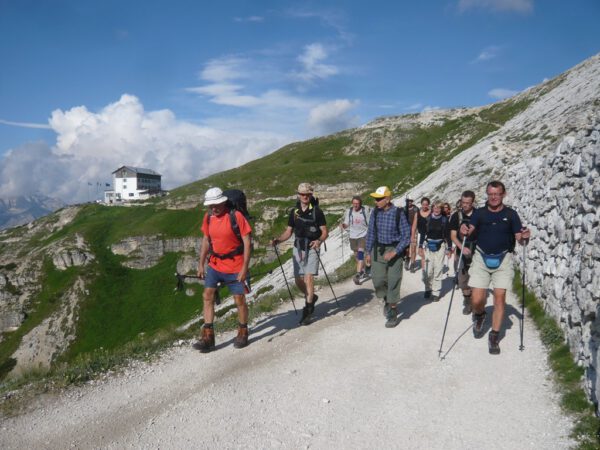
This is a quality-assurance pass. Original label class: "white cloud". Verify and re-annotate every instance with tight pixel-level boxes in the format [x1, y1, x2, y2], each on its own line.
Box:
[472, 45, 502, 63]
[200, 56, 249, 83]
[458, 0, 533, 14]
[0, 95, 290, 202]
[293, 43, 339, 83]
[308, 99, 359, 135]
[234, 15, 264, 23]
[488, 88, 519, 99]
[0, 118, 51, 129]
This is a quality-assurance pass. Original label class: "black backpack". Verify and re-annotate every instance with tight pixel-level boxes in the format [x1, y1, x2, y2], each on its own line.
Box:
[292, 196, 323, 241]
[207, 189, 252, 259]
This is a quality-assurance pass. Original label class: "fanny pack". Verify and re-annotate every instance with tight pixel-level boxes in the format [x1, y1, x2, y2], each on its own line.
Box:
[477, 247, 508, 269]
[426, 239, 443, 252]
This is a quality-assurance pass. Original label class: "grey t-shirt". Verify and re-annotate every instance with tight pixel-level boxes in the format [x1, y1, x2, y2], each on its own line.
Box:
[343, 206, 370, 239]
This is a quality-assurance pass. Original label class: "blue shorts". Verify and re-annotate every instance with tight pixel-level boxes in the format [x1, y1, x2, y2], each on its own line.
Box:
[205, 265, 246, 295]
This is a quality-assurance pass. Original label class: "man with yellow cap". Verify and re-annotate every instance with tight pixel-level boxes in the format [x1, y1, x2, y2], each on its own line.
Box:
[365, 186, 411, 327]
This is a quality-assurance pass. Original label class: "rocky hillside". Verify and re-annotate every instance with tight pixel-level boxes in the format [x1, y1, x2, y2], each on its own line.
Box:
[0, 52, 598, 410]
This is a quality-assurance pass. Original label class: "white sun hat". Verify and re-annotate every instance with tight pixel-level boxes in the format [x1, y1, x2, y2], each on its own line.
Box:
[203, 187, 228, 206]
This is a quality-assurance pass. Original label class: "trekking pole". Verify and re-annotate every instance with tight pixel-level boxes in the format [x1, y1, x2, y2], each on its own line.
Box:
[273, 243, 298, 315]
[314, 246, 341, 308]
[519, 241, 527, 351]
[438, 235, 467, 359]
[341, 228, 345, 261]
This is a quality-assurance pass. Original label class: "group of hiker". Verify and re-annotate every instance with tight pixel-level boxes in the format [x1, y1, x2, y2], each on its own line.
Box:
[194, 180, 530, 355]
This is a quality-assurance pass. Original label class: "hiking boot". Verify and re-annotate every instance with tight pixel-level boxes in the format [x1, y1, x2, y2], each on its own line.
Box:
[404, 259, 411, 270]
[424, 290, 432, 299]
[233, 326, 249, 349]
[410, 263, 416, 274]
[299, 298, 317, 326]
[299, 304, 314, 325]
[383, 301, 391, 317]
[353, 272, 361, 285]
[358, 271, 371, 283]
[385, 306, 399, 328]
[488, 330, 500, 354]
[462, 296, 472, 315]
[193, 326, 215, 353]
[431, 295, 440, 302]
[472, 312, 486, 339]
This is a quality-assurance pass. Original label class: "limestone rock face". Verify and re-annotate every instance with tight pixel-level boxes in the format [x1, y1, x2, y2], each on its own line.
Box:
[111, 235, 201, 269]
[10, 277, 86, 374]
[50, 234, 95, 270]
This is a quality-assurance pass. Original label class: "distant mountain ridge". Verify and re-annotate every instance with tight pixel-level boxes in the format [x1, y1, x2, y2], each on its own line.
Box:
[0, 194, 65, 230]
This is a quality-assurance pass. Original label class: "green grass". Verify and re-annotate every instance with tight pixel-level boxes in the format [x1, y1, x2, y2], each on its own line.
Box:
[514, 272, 600, 449]
[46, 203, 203, 247]
[0, 260, 80, 380]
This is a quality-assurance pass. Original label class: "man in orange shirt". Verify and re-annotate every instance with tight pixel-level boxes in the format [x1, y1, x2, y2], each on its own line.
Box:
[195, 187, 252, 353]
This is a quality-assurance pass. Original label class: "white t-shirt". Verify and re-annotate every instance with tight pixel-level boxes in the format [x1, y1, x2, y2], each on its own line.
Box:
[343, 206, 370, 239]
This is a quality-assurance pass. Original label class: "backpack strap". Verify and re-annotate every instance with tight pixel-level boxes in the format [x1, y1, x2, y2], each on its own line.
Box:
[207, 210, 244, 260]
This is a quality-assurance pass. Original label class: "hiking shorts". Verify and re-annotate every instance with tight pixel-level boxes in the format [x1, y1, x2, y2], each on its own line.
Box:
[349, 237, 366, 252]
[293, 247, 320, 277]
[469, 251, 514, 291]
[205, 265, 246, 295]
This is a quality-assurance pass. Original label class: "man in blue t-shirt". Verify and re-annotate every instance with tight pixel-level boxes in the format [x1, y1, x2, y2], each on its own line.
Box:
[460, 180, 531, 354]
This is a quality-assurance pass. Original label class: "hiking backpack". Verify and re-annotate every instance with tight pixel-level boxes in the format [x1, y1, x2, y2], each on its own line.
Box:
[292, 196, 323, 241]
[348, 206, 369, 226]
[425, 214, 448, 239]
[206, 189, 252, 259]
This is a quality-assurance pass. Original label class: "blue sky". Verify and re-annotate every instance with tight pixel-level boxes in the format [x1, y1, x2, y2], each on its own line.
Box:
[0, 0, 598, 202]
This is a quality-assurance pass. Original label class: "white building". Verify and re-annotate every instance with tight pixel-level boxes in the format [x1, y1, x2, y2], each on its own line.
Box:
[104, 166, 163, 203]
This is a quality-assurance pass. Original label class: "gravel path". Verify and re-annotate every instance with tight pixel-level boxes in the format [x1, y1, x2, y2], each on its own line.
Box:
[1, 265, 574, 449]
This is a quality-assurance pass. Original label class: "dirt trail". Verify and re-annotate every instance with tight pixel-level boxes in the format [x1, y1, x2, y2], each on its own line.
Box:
[0, 266, 573, 449]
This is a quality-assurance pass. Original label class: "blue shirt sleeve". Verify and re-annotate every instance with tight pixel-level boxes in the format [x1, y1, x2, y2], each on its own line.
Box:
[395, 212, 411, 255]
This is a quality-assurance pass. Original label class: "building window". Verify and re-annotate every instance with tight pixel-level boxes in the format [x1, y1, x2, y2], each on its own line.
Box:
[129, 193, 134, 197]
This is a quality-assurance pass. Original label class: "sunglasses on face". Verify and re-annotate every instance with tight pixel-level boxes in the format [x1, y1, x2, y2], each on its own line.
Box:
[298, 192, 311, 196]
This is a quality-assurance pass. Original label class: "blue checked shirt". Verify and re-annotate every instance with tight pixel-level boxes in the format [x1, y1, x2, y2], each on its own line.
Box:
[365, 205, 411, 256]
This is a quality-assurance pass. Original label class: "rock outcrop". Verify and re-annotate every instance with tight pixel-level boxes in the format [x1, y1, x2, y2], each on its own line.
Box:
[111, 235, 201, 269]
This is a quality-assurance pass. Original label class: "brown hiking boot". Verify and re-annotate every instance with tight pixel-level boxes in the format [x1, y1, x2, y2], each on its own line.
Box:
[193, 326, 215, 353]
[233, 326, 249, 349]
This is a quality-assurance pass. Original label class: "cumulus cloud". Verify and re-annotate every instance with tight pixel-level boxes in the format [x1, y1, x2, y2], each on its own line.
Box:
[488, 88, 519, 99]
[0, 95, 289, 202]
[293, 43, 339, 83]
[308, 99, 359, 135]
[458, 0, 533, 14]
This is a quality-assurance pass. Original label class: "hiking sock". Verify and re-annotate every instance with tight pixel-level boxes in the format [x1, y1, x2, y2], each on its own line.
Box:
[239, 323, 248, 328]
[204, 323, 214, 329]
